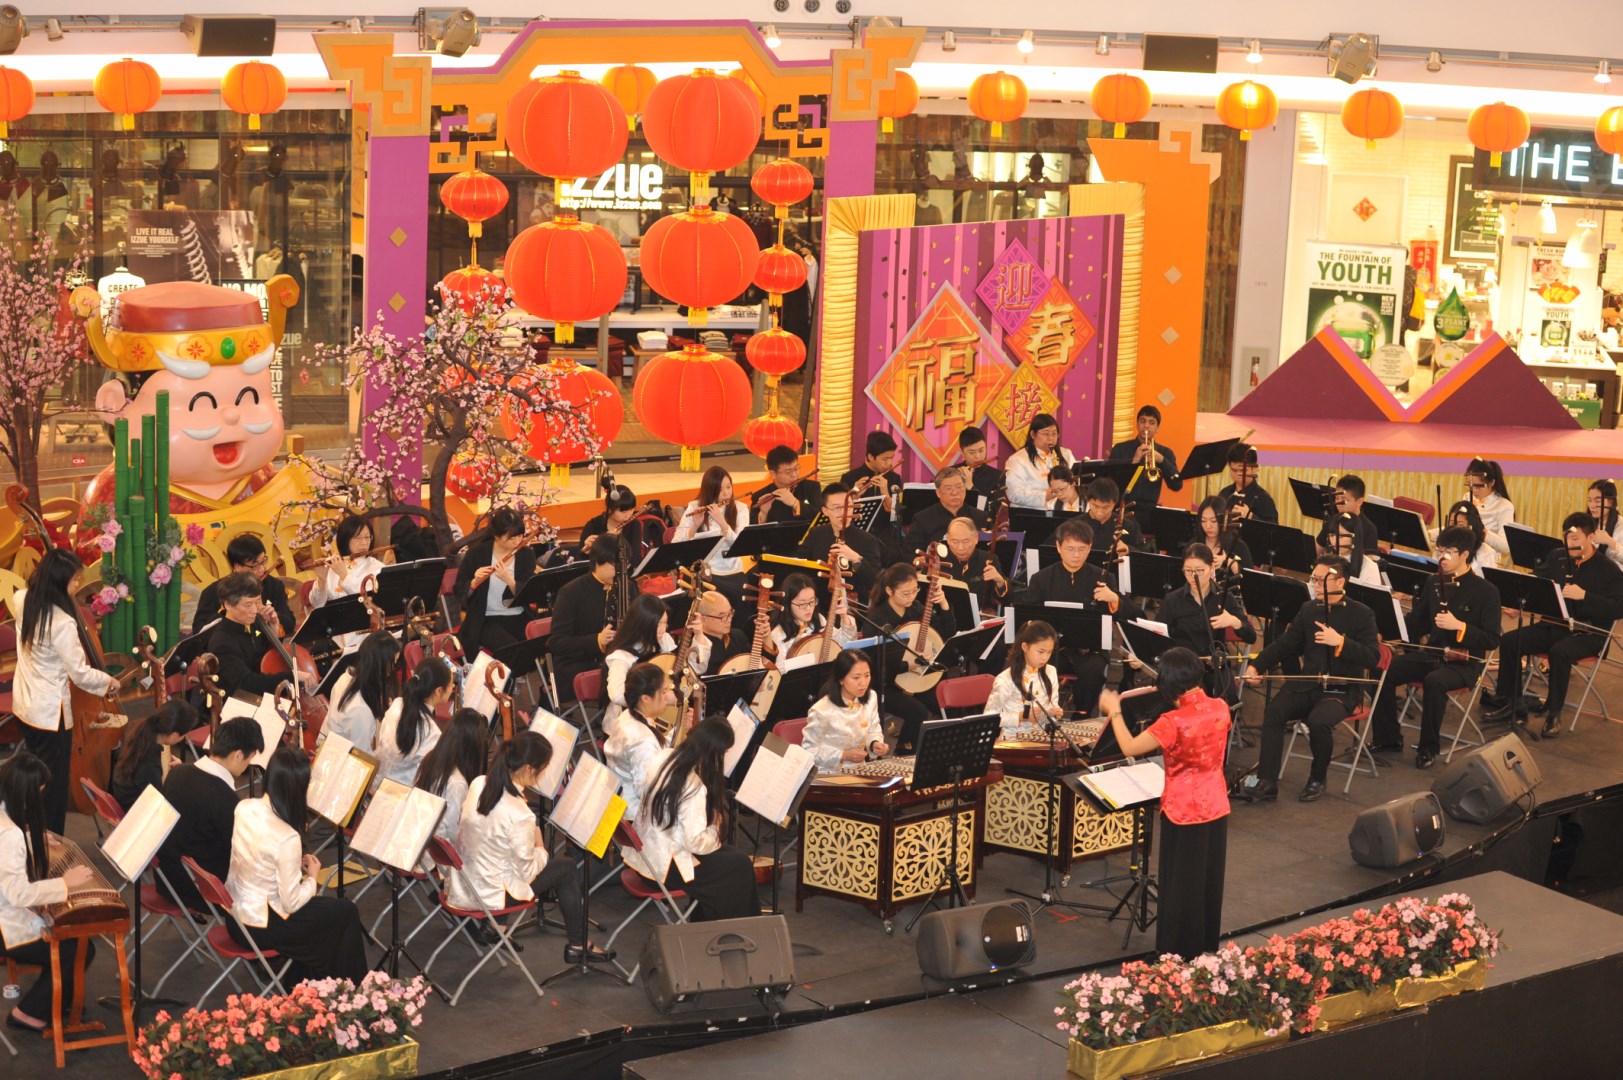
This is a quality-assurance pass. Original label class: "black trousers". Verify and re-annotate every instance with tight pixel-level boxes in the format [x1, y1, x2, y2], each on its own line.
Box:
[661, 844, 760, 922]
[1054, 649, 1109, 713]
[228, 896, 369, 985]
[478, 613, 532, 654]
[1257, 689, 1356, 784]
[22, 725, 72, 834]
[1156, 815, 1227, 960]
[0, 936, 93, 1021]
[1370, 654, 1476, 754]
[1495, 623, 1604, 714]
[514, 853, 586, 946]
[885, 687, 931, 751]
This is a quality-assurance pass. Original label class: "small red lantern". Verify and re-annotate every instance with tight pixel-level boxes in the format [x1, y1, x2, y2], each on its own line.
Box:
[633, 344, 753, 471]
[504, 215, 627, 344]
[1215, 80, 1279, 142]
[0, 67, 35, 139]
[501, 359, 624, 483]
[745, 326, 807, 379]
[1598, 106, 1623, 156]
[601, 64, 657, 132]
[439, 169, 510, 239]
[94, 58, 161, 130]
[505, 70, 628, 194]
[876, 70, 918, 134]
[640, 206, 760, 327]
[446, 448, 503, 501]
[1091, 73, 1151, 138]
[1341, 87, 1404, 150]
[1469, 101, 1530, 168]
[641, 68, 761, 200]
[742, 411, 803, 458]
[753, 244, 807, 308]
[437, 265, 506, 316]
[750, 158, 814, 220]
[220, 61, 288, 131]
[968, 71, 1028, 137]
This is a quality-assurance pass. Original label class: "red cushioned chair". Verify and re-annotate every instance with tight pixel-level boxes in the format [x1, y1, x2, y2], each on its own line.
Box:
[182, 857, 292, 1008]
[936, 674, 995, 718]
[419, 836, 544, 1007]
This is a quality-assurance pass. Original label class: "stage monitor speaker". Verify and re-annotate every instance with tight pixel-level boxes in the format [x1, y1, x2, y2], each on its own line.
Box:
[640, 915, 794, 1013]
[1431, 733, 1543, 823]
[1348, 792, 1446, 868]
[916, 901, 1036, 980]
[1141, 34, 1220, 74]
[180, 15, 276, 57]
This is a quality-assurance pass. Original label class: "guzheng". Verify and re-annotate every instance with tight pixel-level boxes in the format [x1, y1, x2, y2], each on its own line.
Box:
[983, 717, 1131, 872]
[998, 718, 1105, 758]
[41, 834, 128, 928]
[839, 755, 917, 780]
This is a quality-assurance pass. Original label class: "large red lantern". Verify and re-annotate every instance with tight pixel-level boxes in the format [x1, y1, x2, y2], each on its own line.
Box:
[1468, 101, 1530, 168]
[601, 64, 657, 132]
[742, 411, 803, 458]
[633, 344, 753, 470]
[504, 215, 627, 344]
[753, 244, 807, 308]
[220, 61, 287, 131]
[505, 70, 628, 195]
[0, 67, 35, 139]
[445, 448, 503, 502]
[94, 58, 161, 130]
[1091, 73, 1151, 138]
[640, 206, 760, 327]
[968, 71, 1028, 137]
[641, 68, 761, 200]
[501, 359, 624, 482]
[745, 326, 806, 379]
[437, 265, 506, 316]
[750, 158, 814, 220]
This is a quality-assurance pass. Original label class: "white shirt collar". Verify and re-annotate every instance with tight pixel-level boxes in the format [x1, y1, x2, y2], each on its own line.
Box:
[197, 756, 237, 791]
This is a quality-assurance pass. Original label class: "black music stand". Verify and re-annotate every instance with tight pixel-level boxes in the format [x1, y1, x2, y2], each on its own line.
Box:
[764, 659, 837, 725]
[723, 521, 805, 561]
[1008, 506, 1081, 548]
[292, 596, 372, 645]
[490, 632, 565, 720]
[1145, 507, 1197, 554]
[1384, 550, 1439, 596]
[1025, 544, 1062, 575]
[901, 484, 942, 518]
[1237, 517, 1316, 574]
[701, 667, 771, 713]
[163, 621, 219, 678]
[990, 533, 1025, 585]
[1484, 567, 1569, 714]
[1178, 437, 1243, 482]
[1119, 619, 1174, 671]
[1361, 501, 1431, 552]
[942, 622, 1007, 671]
[1505, 524, 1563, 570]
[1125, 550, 1184, 601]
[1064, 760, 1163, 947]
[902, 712, 1001, 933]
[1011, 602, 1112, 653]
[1240, 569, 1312, 631]
[1288, 477, 1338, 523]
[372, 559, 449, 619]
[513, 560, 591, 609]
[634, 535, 721, 577]
[1346, 580, 1409, 642]
[933, 578, 979, 630]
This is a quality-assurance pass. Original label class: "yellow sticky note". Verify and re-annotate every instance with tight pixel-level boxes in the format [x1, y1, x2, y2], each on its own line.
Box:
[586, 794, 627, 860]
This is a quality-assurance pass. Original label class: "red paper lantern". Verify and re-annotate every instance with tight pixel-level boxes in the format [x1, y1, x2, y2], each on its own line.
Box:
[446, 449, 502, 501]
[1341, 88, 1404, 150]
[968, 71, 1028, 137]
[633, 344, 753, 470]
[753, 244, 807, 308]
[0, 67, 35, 139]
[1469, 101, 1530, 168]
[437, 265, 506, 316]
[1598, 106, 1623, 156]
[750, 158, 814, 220]
[501, 359, 624, 471]
[1091, 73, 1151, 138]
[504, 215, 627, 344]
[601, 64, 657, 132]
[640, 206, 760, 327]
[1215, 80, 1278, 141]
[641, 68, 761, 199]
[439, 169, 509, 239]
[220, 61, 287, 131]
[94, 58, 161, 130]
[876, 70, 918, 133]
[742, 412, 803, 458]
[505, 70, 628, 187]
[745, 326, 807, 378]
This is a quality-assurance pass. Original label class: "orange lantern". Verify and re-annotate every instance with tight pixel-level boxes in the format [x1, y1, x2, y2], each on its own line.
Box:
[745, 325, 807, 380]
[439, 168, 510, 265]
[220, 61, 287, 131]
[742, 411, 803, 458]
[1469, 101, 1530, 168]
[437, 266, 506, 316]
[501, 359, 624, 482]
[633, 343, 754, 470]
[753, 244, 807, 308]
[641, 68, 761, 200]
[729, 68, 767, 118]
[877, 70, 918, 133]
[640, 206, 761, 327]
[505, 70, 628, 197]
[1341, 88, 1403, 150]
[1598, 106, 1623, 156]
[504, 215, 627, 344]
[0, 67, 34, 139]
[1215, 80, 1278, 141]
[750, 158, 814, 221]
[601, 64, 657, 132]
[445, 448, 503, 502]
[968, 71, 1028, 137]
[1090, 74, 1150, 138]
[94, 58, 162, 131]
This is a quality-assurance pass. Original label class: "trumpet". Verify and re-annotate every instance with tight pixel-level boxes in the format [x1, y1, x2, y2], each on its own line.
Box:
[1142, 436, 1162, 483]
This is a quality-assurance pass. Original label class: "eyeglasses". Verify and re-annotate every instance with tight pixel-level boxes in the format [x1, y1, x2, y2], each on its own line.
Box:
[242, 556, 268, 571]
[791, 599, 818, 610]
[1310, 573, 1345, 587]
[1436, 548, 1463, 559]
[1467, 481, 1490, 491]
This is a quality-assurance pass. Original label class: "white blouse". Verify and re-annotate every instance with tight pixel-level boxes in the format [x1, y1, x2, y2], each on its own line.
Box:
[631, 749, 721, 884]
[227, 796, 316, 928]
[803, 693, 884, 774]
[1005, 447, 1076, 509]
[310, 555, 386, 652]
[13, 588, 116, 732]
[0, 806, 67, 949]
[1606, 518, 1623, 569]
[448, 776, 546, 910]
[604, 710, 662, 821]
[603, 633, 709, 727]
[985, 664, 1062, 734]
[325, 675, 382, 753]
[1475, 494, 1514, 567]
[671, 500, 750, 576]
[373, 700, 441, 791]
[769, 620, 856, 670]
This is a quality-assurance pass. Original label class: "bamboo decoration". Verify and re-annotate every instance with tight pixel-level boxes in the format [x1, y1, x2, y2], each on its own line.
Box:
[103, 391, 179, 654]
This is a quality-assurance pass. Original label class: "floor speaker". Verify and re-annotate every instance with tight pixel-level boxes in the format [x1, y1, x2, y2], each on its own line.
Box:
[1431, 733, 1543, 823]
[640, 915, 794, 1013]
[1348, 792, 1446, 868]
[916, 901, 1036, 980]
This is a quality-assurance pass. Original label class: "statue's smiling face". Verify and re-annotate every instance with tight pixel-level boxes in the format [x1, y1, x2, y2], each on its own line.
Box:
[100, 363, 284, 488]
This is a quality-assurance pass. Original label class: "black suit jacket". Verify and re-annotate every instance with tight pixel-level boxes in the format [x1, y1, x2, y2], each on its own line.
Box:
[455, 541, 539, 653]
[908, 503, 988, 552]
[158, 762, 238, 912]
[1406, 570, 1500, 662]
[192, 574, 294, 637]
[551, 572, 611, 701]
[207, 617, 285, 696]
[1252, 597, 1381, 703]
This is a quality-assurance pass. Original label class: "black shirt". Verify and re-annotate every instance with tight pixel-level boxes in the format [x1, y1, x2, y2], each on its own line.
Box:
[110, 745, 164, 812]
[455, 540, 539, 653]
[551, 573, 611, 700]
[1406, 570, 1501, 662]
[701, 629, 753, 674]
[796, 525, 884, 601]
[192, 574, 294, 638]
[908, 502, 988, 552]
[1537, 549, 1623, 628]
[1317, 511, 1380, 553]
[751, 477, 823, 525]
[1218, 481, 1279, 525]
[207, 617, 286, 697]
[159, 762, 238, 912]
[969, 462, 1003, 500]
[1019, 561, 1140, 620]
[1108, 438, 1183, 506]
[1158, 584, 1256, 655]
[1251, 597, 1381, 701]
[1085, 510, 1148, 553]
[940, 548, 1006, 613]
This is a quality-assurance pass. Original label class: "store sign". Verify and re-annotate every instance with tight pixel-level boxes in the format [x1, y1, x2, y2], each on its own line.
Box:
[558, 164, 666, 211]
[1302, 240, 1404, 361]
[1473, 127, 1623, 199]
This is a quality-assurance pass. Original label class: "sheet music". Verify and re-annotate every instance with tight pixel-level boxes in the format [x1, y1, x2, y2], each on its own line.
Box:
[214, 693, 286, 771]
[527, 709, 580, 800]
[350, 780, 447, 872]
[1117, 558, 1132, 596]
[1130, 618, 1169, 637]
[101, 785, 180, 884]
[550, 754, 623, 852]
[1080, 761, 1166, 810]
[462, 651, 502, 720]
[723, 701, 760, 777]
[308, 734, 377, 828]
[737, 733, 816, 824]
[1025, 548, 1040, 579]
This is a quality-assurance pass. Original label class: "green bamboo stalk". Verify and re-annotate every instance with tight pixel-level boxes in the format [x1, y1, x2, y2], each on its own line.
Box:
[140, 412, 157, 650]
[129, 492, 148, 641]
[112, 420, 131, 654]
[155, 391, 175, 649]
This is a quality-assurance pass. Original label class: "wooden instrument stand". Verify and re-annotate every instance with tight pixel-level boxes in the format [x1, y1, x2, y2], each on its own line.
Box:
[41, 916, 134, 1068]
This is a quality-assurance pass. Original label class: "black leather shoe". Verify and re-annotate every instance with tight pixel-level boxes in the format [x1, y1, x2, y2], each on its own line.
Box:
[1415, 749, 1437, 770]
[565, 943, 616, 964]
[1368, 741, 1405, 754]
[1299, 780, 1326, 802]
[1541, 718, 1561, 740]
[1484, 701, 1524, 725]
[1248, 779, 1279, 802]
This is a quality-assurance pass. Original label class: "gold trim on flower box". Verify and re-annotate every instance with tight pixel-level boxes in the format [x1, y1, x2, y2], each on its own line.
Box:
[1313, 984, 1399, 1031]
[242, 1037, 418, 1080]
[1393, 957, 1487, 1009]
[1067, 1021, 1285, 1080]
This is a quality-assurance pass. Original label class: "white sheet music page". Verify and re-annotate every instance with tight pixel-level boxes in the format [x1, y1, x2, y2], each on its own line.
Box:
[462, 651, 502, 720]
[350, 780, 446, 871]
[102, 785, 180, 884]
[527, 709, 580, 800]
[550, 754, 619, 850]
[211, 693, 285, 770]
[736, 733, 815, 824]
[308, 734, 377, 827]
[723, 702, 759, 777]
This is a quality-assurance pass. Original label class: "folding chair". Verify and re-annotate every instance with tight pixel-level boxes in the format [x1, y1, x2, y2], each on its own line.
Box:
[418, 836, 544, 1006]
[438, 567, 461, 635]
[1394, 648, 1496, 761]
[771, 718, 807, 746]
[1563, 624, 1617, 733]
[1282, 643, 1392, 794]
[599, 823, 696, 982]
[181, 857, 292, 1007]
[571, 669, 604, 742]
[936, 674, 994, 718]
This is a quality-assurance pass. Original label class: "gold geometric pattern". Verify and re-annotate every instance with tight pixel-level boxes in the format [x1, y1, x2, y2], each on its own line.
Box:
[986, 775, 1061, 855]
[390, 227, 408, 247]
[315, 33, 432, 138]
[802, 811, 880, 900]
[388, 292, 406, 313]
[891, 811, 976, 903]
[1072, 797, 1135, 859]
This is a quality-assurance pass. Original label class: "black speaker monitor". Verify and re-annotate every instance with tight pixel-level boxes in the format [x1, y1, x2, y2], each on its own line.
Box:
[640, 915, 794, 1013]
[1348, 792, 1446, 868]
[1141, 34, 1220, 74]
[916, 901, 1036, 980]
[181, 15, 277, 57]
[1431, 733, 1542, 823]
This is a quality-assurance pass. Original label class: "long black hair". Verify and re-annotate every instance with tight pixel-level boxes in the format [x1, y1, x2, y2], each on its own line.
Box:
[606, 593, 668, 657]
[1004, 619, 1056, 681]
[1466, 457, 1511, 502]
[264, 745, 311, 838]
[0, 750, 50, 881]
[113, 698, 197, 788]
[1444, 500, 1486, 553]
[645, 718, 732, 830]
[415, 707, 489, 798]
[696, 466, 740, 530]
[339, 631, 401, 719]
[21, 547, 83, 650]
[869, 562, 917, 613]
[477, 731, 551, 817]
[1590, 479, 1619, 534]
[772, 572, 823, 637]
[1023, 412, 1058, 464]
[397, 657, 452, 756]
[819, 649, 874, 706]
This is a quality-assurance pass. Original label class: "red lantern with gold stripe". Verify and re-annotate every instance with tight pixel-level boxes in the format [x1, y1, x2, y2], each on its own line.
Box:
[641, 68, 761, 201]
[446, 448, 502, 501]
[504, 215, 627, 344]
[601, 64, 657, 132]
[753, 244, 806, 308]
[877, 70, 918, 133]
[968, 71, 1028, 137]
[742, 411, 803, 458]
[1090, 73, 1151, 138]
[220, 61, 287, 131]
[1215, 80, 1278, 142]
[94, 58, 161, 130]
[0, 67, 34, 139]
[640, 205, 760, 328]
[633, 344, 753, 470]
[1468, 101, 1530, 168]
[505, 70, 628, 197]
[750, 158, 814, 221]
[745, 326, 807, 379]
[1341, 87, 1404, 150]
[440, 168, 510, 265]
[501, 358, 624, 482]
[437, 265, 506, 316]
[1598, 106, 1623, 156]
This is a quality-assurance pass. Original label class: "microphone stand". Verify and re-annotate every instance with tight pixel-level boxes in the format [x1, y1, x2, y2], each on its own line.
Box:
[850, 603, 950, 739]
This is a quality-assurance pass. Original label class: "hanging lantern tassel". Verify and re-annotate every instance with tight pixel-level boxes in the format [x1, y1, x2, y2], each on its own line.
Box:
[120, 113, 134, 131]
[248, 113, 261, 131]
[1489, 151, 1503, 168]
[681, 445, 702, 471]
[882, 117, 894, 134]
[551, 463, 570, 486]
[1114, 122, 1125, 138]
[687, 306, 709, 328]
[690, 170, 711, 203]
[991, 121, 1003, 137]
[555, 319, 575, 345]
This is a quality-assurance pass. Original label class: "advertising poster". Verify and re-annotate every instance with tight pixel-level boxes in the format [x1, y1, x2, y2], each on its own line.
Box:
[1303, 240, 1405, 361]
[126, 210, 257, 285]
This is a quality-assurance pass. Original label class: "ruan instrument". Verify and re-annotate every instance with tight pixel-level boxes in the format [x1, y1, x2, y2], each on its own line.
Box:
[652, 562, 710, 741]
[787, 555, 850, 663]
[893, 543, 948, 695]
[719, 574, 779, 674]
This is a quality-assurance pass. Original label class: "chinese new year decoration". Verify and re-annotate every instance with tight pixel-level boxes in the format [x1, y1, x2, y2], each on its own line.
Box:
[0, 67, 33, 139]
[437, 265, 506, 316]
[446, 448, 502, 502]
[601, 64, 657, 132]
[633, 344, 753, 470]
[743, 324, 807, 456]
[877, 70, 918, 133]
[742, 410, 803, 458]
[642, 67, 762, 201]
[751, 158, 814, 222]
[968, 71, 1028, 137]
[1598, 106, 1623, 155]
[1341, 87, 1403, 149]
[1215, 80, 1278, 141]
[220, 60, 287, 131]
[505, 70, 629, 202]
[95, 58, 162, 130]
[1090, 73, 1150, 138]
[439, 167, 510, 264]
[1468, 101, 1529, 167]
[640, 205, 760, 328]
[754, 244, 807, 309]
[502, 359, 624, 484]
[504, 215, 628, 344]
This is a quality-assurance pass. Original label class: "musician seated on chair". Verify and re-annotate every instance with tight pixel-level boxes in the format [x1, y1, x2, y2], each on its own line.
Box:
[603, 595, 709, 729]
[1045, 467, 1083, 514]
[606, 663, 674, 821]
[1368, 528, 1501, 771]
[579, 484, 640, 554]
[1315, 475, 1379, 554]
[672, 466, 752, 605]
[208, 571, 320, 699]
[1484, 513, 1623, 738]
[804, 651, 889, 773]
[1004, 413, 1075, 510]
[374, 658, 453, 791]
[226, 746, 369, 983]
[768, 573, 856, 668]
[1240, 555, 1380, 804]
[908, 467, 987, 553]
[0, 751, 99, 1033]
[940, 517, 1008, 617]
[958, 425, 1002, 501]
[309, 514, 388, 654]
[413, 708, 489, 876]
[1083, 477, 1147, 555]
[158, 716, 265, 914]
[694, 590, 750, 673]
[985, 621, 1063, 735]
[110, 699, 198, 813]
[550, 536, 620, 705]
[795, 482, 883, 602]
[840, 429, 904, 530]
[753, 445, 822, 525]
[1217, 442, 1277, 525]
[327, 631, 401, 754]
[455, 507, 538, 654]
[192, 534, 295, 637]
[1156, 543, 1255, 689]
[870, 562, 958, 752]
[1107, 404, 1182, 518]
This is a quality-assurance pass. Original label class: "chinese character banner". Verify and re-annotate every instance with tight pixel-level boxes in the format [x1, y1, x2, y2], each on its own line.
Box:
[855, 216, 1124, 479]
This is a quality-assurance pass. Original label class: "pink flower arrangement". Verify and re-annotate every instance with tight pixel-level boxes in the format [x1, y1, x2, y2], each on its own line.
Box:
[131, 973, 430, 1079]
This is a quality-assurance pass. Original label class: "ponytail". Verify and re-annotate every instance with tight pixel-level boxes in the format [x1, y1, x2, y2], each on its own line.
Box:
[398, 657, 452, 756]
[477, 731, 551, 816]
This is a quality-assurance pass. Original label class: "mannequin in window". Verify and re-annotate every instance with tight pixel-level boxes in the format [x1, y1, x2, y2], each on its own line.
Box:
[31, 150, 70, 240]
[98, 148, 128, 200]
[218, 138, 245, 210]
[157, 143, 188, 206]
[0, 150, 27, 203]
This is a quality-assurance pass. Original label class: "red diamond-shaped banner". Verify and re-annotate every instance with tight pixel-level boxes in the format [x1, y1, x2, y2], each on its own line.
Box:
[1005, 279, 1093, 390]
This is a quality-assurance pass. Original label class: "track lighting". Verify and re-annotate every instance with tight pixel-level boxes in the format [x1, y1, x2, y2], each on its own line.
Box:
[1017, 30, 1034, 55]
[1426, 50, 1444, 73]
[1596, 60, 1612, 85]
[941, 29, 955, 52]
[1095, 34, 1109, 56]
[1245, 39, 1262, 65]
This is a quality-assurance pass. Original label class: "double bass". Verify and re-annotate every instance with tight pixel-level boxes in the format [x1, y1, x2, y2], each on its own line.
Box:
[258, 612, 328, 752]
[486, 659, 515, 742]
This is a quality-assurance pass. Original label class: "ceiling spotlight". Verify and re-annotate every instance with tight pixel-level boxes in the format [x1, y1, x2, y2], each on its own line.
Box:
[762, 23, 781, 48]
[1327, 32, 1378, 84]
[1095, 34, 1110, 56]
[941, 28, 956, 52]
[1426, 50, 1444, 73]
[1539, 200, 1558, 235]
[45, 16, 61, 40]
[1017, 30, 1034, 55]
[1597, 60, 1613, 85]
[346, 16, 362, 32]
[418, 7, 479, 57]
[1245, 38, 1262, 65]
[0, 7, 27, 55]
